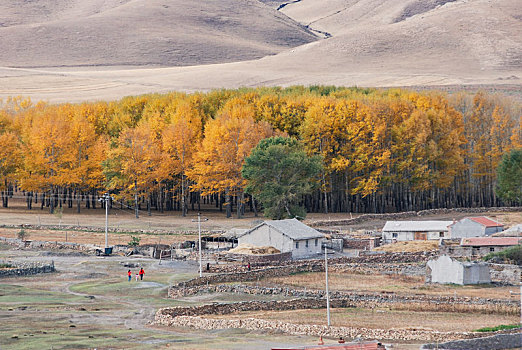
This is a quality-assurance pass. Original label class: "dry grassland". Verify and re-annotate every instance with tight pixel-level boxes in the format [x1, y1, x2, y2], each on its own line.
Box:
[262, 272, 517, 300]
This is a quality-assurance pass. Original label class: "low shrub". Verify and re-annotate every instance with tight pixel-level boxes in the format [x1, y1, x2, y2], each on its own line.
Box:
[127, 235, 141, 247]
[474, 324, 520, 332]
[483, 245, 522, 265]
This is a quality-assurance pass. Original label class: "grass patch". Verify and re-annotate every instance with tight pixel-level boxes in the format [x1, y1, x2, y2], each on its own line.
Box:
[0, 262, 13, 268]
[483, 245, 522, 265]
[474, 324, 520, 332]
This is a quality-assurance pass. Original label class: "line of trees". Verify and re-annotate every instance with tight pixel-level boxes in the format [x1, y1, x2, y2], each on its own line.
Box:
[0, 86, 520, 217]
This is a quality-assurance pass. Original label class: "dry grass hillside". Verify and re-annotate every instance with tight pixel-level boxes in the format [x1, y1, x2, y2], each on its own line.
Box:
[0, 0, 316, 68]
[0, 0, 520, 102]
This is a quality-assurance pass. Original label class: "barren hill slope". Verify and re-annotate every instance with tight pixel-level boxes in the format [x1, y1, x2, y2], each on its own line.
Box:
[0, 0, 316, 68]
[0, 0, 520, 103]
[279, 0, 521, 73]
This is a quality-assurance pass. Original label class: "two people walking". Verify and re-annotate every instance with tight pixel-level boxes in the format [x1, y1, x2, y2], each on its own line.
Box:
[127, 268, 145, 281]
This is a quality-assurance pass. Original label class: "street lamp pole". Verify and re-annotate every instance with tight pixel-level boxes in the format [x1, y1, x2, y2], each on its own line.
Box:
[325, 244, 331, 327]
[98, 193, 111, 248]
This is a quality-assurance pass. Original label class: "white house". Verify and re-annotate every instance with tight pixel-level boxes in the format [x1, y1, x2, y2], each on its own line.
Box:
[237, 218, 325, 259]
[382, 221, 452, 243]
[427, 255, 491, 285]
[449, 217, 504, 239]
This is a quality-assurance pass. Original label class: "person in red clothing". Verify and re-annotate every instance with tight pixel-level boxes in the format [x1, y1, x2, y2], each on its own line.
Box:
[127, 269, 132, 282]
[139, 268, 145, 281]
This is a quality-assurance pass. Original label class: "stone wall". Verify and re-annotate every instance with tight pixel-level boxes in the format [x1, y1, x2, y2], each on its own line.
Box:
[0, 261, 55, 278]
[309, 207, 521, 227]
[168, 284, 519, 315]
[224, 252, 292, 264]
[155, 300, 514, 342]
[210, 251, 435, 274]
[488, 263, 521, 285]
[421, 332, 522, 350]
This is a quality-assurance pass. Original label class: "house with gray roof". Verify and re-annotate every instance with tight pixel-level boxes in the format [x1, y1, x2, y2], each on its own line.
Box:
[237, 218, 325, 259]
[382, 221, 453, 243]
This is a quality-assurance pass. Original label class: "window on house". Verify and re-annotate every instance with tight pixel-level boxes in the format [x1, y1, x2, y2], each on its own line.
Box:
[439, 232, 444, 238]
[490, 247, 495, 252]
[305, 240, 309, 248]
[392, 233, 398, 238]
[295, 241, 299, 249]
[315, 239, 318, 247]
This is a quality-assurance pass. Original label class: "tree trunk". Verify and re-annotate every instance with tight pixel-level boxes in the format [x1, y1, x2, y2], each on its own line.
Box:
[134, 179, 139, 219]
[225, 189, 231, 218]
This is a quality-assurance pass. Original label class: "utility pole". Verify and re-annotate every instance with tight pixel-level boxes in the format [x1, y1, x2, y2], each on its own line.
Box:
[192, 213, 208, 277]
[325, 244, 331, 327]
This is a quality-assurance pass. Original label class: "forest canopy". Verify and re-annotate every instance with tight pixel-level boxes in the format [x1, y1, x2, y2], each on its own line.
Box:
[0, 86, 520, 217]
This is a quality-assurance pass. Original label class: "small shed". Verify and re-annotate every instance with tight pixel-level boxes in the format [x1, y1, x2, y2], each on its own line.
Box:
[382, 221, 452, 243]
[237, 218, 325, 259]
[449, 217, 503, 238]
[426, 255, 491, 285]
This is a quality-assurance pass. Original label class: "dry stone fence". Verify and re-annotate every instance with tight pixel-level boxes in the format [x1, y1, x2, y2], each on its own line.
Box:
[163, 254, 520, 341]
[0, 260, 55, 278]
[155, 300, 519, 342]
[309, 207, 522, 227]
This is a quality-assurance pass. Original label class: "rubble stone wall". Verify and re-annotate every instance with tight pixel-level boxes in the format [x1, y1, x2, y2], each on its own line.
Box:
[309, 207, 521, 227]
[168, 284, 519, 315]
[155, 301, 516, 342]
[0, 261, 55, 278]
[488, 263, 521, 285]
[421, 332, 522, 350]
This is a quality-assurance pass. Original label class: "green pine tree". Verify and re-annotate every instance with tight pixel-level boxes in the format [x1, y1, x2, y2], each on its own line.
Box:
[242, 136, 322, 219]
[496, 148, 522, 204]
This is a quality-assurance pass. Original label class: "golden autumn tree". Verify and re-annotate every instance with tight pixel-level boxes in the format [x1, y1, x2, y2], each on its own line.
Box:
[161, 100, 203, 216]
[188, 98, 274, 218]
[0, 105, 21, 207]
[60, 106, 108, 212]
[18, 105, 72, 213]
[106, 119, 165, 217]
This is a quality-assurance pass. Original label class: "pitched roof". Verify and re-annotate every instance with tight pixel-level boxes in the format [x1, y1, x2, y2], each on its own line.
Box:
[241, 218, 324, 240]
[468, 216, 503, 227]
[383, 221, 453, 232]
[461, 237, 520, 246]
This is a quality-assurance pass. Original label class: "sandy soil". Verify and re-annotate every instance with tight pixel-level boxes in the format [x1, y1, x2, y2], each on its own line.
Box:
[0, 0, 520, 103]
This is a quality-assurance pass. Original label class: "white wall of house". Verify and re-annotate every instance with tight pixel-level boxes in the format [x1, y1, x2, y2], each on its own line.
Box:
[382, 231, 413, 243]
[450, 219, 486, 238]
[427, 255, 491, 285]
[382, 230, 448, 243]
[238, 225, 323, 259]
[238, 225, 292, 252]
[292, 237, 323, 259]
